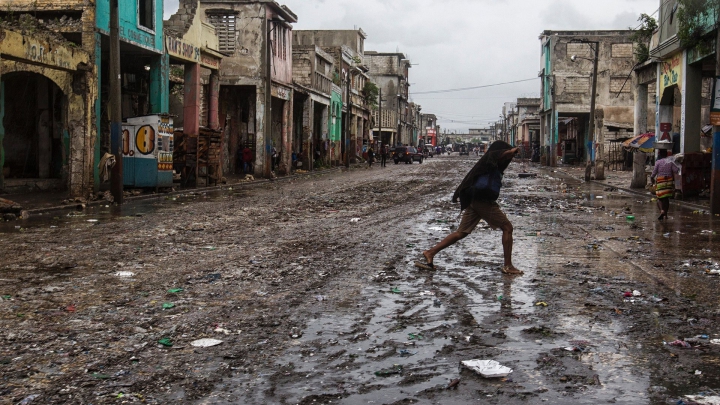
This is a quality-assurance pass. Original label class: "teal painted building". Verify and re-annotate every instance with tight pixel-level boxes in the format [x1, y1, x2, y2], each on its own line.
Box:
[94, 0, 169, 188]
[329, 84, 343, 162]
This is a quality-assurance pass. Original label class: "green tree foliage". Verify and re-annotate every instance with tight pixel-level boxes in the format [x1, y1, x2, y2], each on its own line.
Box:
[630, 13, 658, 63]
[362, 82, 379, 108]
[676, 0, 720, 52]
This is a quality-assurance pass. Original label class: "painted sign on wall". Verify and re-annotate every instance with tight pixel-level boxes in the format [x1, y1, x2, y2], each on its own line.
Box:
[660, 54, 682, 97]
[166, 36, 200, 63]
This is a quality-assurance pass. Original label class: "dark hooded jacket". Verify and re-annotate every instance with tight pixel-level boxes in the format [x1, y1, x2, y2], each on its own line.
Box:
[452, 141, 514, 210]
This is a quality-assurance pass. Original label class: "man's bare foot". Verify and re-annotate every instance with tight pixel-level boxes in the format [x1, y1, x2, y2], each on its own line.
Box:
[422, 250, 434, 265]
[501, 265, 524, 275]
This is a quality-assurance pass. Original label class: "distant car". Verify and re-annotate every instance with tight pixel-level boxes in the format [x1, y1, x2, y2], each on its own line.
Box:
[392, 146, 423, 164]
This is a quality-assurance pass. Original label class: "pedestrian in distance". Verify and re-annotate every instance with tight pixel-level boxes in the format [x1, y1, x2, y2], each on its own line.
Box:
[242, 146, 253, 174]
[380, 145, 388, 167]
[368, 147, 375, 168]
[416, 141, 523, 275]
[651, 148, 679, 221]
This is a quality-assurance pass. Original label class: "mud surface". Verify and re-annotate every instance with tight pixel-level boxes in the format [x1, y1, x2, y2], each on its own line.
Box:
[1, 156, 719, 404]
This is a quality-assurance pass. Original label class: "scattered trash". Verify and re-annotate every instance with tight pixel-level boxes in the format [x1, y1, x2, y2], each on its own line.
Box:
[590, 287, 605, 294]
[114, 271, 135, 278]
[162, 302, 175, 309]
[167, 288, 184, 293]
[350, 218, 360, 223]
[667, 340, 692, 348]
[683, 395, 720, 405]
[191, 338, 223, 348]
[433, 299, 442, 307]
[461, 359, 513, 378]
[447, 379, 461, 389]
[398, 349, 416, 357]
[633, 290, 642, 297]
[18, 394, 40, 405]
[408, 333, 424, 340]
[535, 302, 548, 307]
[2, 295, 12, 300]
[86, 219, 98, 222]
[695, 370, 702, 375]
[315, 295, 327, 302]
[289, 327, 302, 339]
[375, 365, 403, 377]
[626, 215, 635, 221]
[390, 287, 402, 294]
[158, 338, 173, 347]
[202, 246, 216, 250]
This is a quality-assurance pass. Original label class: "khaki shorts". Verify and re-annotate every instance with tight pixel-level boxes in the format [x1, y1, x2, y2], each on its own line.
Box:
[457, 200, 511, 235]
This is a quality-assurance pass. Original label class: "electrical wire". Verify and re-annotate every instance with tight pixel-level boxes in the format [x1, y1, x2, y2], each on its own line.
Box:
[410, 78, 537, 95]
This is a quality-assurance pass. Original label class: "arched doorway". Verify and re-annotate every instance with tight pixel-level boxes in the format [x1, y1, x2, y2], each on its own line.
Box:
[1, 71, 67, 190]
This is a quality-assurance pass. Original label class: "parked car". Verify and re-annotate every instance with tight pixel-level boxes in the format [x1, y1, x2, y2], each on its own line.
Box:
[392, 146, 423, 164]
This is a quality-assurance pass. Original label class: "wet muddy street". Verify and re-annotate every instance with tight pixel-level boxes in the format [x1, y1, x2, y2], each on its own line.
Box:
[1, 155, 720, 405]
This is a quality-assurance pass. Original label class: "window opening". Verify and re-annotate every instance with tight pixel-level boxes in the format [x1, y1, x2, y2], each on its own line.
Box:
[208, 13, 237, 53]
[138, 0, 154, 31]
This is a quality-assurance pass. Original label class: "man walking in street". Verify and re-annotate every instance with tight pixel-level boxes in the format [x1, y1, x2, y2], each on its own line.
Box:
[380, 144, 388, 167]
[367, 147, 375, 168]
[416, 141, 523, 275]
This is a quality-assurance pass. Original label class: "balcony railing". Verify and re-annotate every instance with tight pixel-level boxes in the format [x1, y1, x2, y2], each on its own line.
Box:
[313, 72, 332, 95]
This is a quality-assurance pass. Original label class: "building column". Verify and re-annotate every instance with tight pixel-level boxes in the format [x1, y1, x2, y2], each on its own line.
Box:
[150, 54, 169, 114]
[681, 51, 702, 153]
[208, 71, 220, 130]
[635, 83, 648, 135]
[0, 68, 4, 192]
[282, 94, 292, 174]
[183, 63, 201, 136]
[303, 97, 313, 171]
[256, 86, 267, 177]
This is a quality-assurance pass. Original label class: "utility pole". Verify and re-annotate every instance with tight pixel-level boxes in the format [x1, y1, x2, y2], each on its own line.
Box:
[344, 69, 351, 168]
[378, 87, 382, 149]
[109, 0, 123, 204]
[585, 41, 599, 180]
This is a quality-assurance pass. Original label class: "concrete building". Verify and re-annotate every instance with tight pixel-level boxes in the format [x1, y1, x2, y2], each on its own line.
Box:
[539, 30, 636, 166]
[364, 52, 411, 147]
[293, 29, 372, 164]
[0, 23, 94, 196]
[291, 44, 333, 169]
[646, 0, 714, 154]
[515, 98, 541, 158]
[199, 0, 297, 177]
[420, 114, 438, 146]
[165, 0, 224, 185]
[0, 0, 167, 196]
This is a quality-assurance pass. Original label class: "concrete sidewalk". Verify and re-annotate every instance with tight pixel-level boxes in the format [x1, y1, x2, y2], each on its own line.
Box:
[1, 165, 352, 218]
[553, 164, 712, 211]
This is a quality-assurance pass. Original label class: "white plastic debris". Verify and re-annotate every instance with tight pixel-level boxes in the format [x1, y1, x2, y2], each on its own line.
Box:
[87, 219, 98, 222]
[350, 218, 360, 223]
[632, 290, 642, 297]
[461, 359, 513, 378]
[695, 370, 702, 375]
[191, 338, 223, 348]
[710, 339, 720, 345]
[114, 271, 135, 277]
[684, 395, 720, 405]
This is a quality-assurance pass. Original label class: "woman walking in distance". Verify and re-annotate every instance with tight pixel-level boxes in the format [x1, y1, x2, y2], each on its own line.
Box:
[651, 148, 678, 220]
[416, 141, 523, 275]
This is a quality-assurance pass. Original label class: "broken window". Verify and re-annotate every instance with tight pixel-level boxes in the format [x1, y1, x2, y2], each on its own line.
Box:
[208, 13, 237, 53]
[138, 0, 154, 31]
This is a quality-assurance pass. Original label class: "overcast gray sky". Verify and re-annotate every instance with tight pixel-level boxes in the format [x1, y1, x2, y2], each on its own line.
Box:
[165, 0, 659, 133]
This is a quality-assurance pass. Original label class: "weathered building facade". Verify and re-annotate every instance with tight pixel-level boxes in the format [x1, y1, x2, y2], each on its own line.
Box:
[515, 98, 541, 157]
[365, 52, 411, 146]
[293, 29, 371, 164]
[199, 0, 297, 177]
[291, 44, 333, 169]
[0, 24, 95, 196]
[539, 30, 636, 166]
[0, 0, 168, 196]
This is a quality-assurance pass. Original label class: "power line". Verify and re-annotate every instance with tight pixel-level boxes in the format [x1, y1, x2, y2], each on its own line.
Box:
[410, 78, 537, 95]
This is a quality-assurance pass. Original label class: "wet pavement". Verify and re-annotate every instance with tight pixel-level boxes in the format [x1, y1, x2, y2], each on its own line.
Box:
[0, 155, 718, 404]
